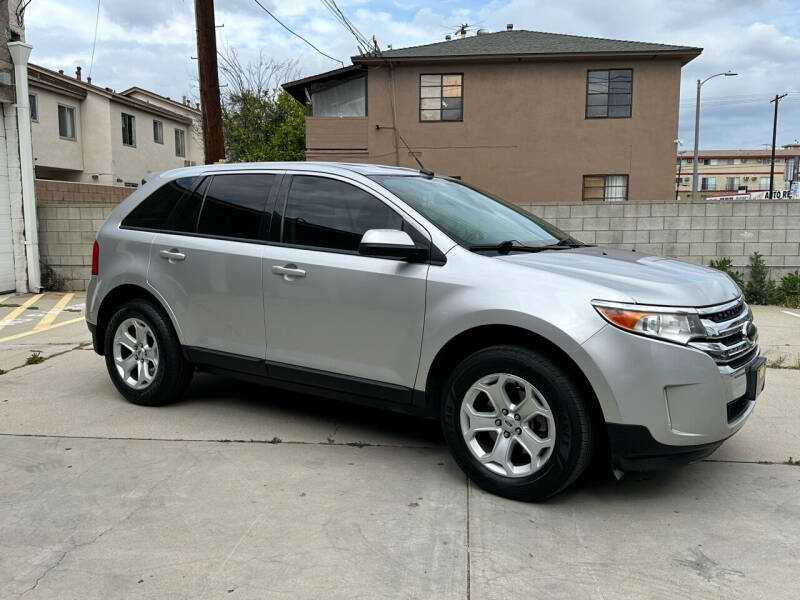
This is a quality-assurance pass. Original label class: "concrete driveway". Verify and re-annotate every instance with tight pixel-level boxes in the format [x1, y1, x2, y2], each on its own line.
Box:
[1, 295, 799, 599]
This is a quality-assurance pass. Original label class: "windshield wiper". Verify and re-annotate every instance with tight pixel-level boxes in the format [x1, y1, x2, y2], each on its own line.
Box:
[554, 238, 595, 248]
[468, 240, 575, 255]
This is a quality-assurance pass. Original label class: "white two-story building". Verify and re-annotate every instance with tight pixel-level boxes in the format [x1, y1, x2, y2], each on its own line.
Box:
[28, 64, 203, 187]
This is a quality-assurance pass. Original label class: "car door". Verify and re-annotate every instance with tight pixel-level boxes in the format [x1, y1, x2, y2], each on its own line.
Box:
[148, 172, 278, 359]
[262, 173, 430, 399]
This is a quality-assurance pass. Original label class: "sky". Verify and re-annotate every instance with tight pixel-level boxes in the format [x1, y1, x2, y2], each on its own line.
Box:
[24, 0, 800, 150]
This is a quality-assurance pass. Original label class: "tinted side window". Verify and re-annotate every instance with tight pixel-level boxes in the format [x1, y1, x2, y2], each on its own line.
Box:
[197, 174, 275, 240]
[165, 176, 208, 233]
[121, 176, 200, 230]
[283, 176, 403, 252]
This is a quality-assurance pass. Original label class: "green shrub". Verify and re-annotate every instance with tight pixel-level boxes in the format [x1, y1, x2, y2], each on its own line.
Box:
[708, 258, 745, 290]
[744, 252, 782, 305]
[779, 271, 800, 308]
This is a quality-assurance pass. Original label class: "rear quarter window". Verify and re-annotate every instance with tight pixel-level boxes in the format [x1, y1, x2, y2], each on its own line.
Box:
[121, 176, 201, 230]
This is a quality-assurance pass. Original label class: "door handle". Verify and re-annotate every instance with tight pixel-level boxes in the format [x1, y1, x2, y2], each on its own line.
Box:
[159, 248, 186, 262]
[272, 264, 306, 280]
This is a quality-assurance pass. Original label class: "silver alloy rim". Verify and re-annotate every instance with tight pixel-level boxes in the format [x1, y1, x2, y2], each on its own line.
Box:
[460, 373, 556, 478]
[112, 318, 159, 390]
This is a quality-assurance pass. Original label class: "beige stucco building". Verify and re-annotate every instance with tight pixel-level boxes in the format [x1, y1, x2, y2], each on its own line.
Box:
[28, 64, 203, 187]
[675, 146, 800, 200]
[284, 28, 701, 204]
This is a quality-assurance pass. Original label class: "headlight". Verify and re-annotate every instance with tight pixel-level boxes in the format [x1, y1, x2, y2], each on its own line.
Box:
[592, 301, 706, 344]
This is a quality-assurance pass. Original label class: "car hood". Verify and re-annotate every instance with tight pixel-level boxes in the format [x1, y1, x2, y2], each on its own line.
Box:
[496, 246, 740, 307]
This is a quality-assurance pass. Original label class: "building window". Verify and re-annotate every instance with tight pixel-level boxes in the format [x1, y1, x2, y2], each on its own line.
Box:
[701, 176, 716, 191]
[726, 177, 741, 190]
[175, 129, 186, 157]
[29, 93, 38, 122]
[153, 120, 164, 144]
[703, 158, 719, 166]
[122, 113, 136, 147]
[582, 175, 629, 202]
[759, 177, 770, 189]
[311, 76, 366, 117]
[586, 69, 632, 118]
[420, 74, 463, 121]
[58, 105, 76, 139]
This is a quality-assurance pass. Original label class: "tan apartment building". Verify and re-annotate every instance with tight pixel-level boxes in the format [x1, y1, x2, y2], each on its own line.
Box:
[676, 145, 800, 200]
[283, 28, 701, 204]
[28, 64, 203, 187]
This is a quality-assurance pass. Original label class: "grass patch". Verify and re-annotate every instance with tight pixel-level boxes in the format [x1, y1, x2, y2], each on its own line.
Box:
[25, 352, 44, 365]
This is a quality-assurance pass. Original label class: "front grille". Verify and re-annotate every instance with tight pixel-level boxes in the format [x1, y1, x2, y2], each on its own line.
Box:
[704, 300, 746, 323]
[689, 298, 757, 367]
[727, 396, 750, 423]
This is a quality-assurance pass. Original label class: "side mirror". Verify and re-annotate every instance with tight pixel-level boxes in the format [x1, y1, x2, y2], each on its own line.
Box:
[358, 229, 427, 261]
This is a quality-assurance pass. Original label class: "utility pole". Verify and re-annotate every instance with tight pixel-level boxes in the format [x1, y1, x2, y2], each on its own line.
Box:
[194, 0, 225, 164]
[768, 93, 788, 200]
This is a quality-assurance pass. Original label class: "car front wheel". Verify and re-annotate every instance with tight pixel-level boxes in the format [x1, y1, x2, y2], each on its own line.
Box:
[441, 345, 594, 501]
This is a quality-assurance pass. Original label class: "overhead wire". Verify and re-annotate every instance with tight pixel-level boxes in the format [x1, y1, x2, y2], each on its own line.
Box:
[88, 0, 101, 79]
[250, 0, 344, 67]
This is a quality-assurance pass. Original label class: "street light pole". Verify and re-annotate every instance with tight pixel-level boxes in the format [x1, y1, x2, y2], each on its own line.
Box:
[691, 71, 737, 201]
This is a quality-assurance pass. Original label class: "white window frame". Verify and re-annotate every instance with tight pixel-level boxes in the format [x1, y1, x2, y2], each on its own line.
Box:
[122, 112, 136, 147]
[58, 104, 76, 140]
[153, 119, 164, 144]
[174, 128, 186, 157]
[29, 92, 38, 122]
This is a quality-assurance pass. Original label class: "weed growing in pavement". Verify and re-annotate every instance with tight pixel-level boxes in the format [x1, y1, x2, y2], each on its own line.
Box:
[268, 437, 282, 444]
[767, 355, 786, 368]
[25, 352, 44, 365]
[785, 457, 800, 466]
[346, 441, 372, 448]
[0, 368, 6, 375]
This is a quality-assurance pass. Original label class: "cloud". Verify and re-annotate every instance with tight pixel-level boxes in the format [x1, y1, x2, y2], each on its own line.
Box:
[23, 0, 800, 149]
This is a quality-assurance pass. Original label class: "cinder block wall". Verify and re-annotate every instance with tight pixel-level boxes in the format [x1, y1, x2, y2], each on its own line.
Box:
[36, 180, 133, 291]
[524, 199, 800, 280]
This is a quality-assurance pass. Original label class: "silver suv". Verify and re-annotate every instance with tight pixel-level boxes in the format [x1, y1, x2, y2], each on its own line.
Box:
[86, 162, 766, 501]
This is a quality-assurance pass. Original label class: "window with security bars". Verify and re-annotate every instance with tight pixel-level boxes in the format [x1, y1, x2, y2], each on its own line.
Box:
[420, 74, 462, 121]
[583, 175, 629, 202]
[586, 69, 632, 118]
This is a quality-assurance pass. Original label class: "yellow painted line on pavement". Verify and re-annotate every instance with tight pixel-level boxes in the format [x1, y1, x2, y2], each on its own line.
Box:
[0, 317, 85, 344]
[0, 294, 44, 332]
[0, 295, 10, 304]
[33, 292, 75, 331]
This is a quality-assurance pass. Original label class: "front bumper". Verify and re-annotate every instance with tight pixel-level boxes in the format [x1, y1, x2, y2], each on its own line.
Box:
[581, 323, 763, 455]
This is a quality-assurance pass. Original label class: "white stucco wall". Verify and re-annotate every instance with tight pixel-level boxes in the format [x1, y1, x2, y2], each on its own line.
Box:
[109, 101, 194, 185]
[30, 87, 84, 173]
[124, 91, 204, 166]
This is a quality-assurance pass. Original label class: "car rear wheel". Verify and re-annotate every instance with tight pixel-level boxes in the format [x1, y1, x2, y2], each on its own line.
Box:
[104, 299, 193, 406]
[441, 345, 593, 501]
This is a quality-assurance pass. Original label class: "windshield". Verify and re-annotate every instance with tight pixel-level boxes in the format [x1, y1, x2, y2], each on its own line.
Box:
[371, 175, 574, 248]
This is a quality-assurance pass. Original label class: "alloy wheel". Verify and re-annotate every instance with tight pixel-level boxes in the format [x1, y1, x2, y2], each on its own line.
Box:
[112, 317, 159, 390]
[459, 372, 556, 478]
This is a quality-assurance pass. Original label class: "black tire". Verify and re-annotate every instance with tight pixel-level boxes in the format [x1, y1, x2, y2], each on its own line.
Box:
[103, 299, 193, 406]
[441, 345, 594, 502]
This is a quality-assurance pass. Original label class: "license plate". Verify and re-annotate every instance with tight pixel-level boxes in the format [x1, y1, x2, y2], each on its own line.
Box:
[745, 357, 767, 400]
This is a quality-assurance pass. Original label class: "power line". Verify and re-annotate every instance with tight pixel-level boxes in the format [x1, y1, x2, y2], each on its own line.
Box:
[88, 0, 101, 79]
[250, 0, 344, 67]
[320, 0, 372, 54]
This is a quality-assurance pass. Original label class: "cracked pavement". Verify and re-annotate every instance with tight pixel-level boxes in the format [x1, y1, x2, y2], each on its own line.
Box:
[1, 312, 799, 598]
